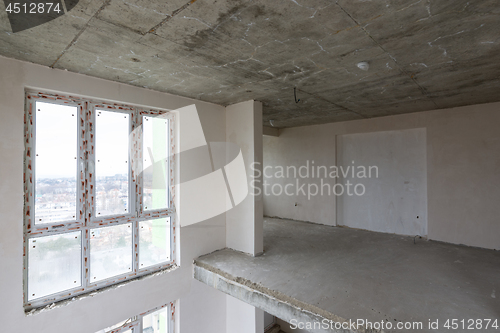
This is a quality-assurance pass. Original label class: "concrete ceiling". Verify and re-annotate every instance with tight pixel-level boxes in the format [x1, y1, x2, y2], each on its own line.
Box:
[1, 0, 499, 128]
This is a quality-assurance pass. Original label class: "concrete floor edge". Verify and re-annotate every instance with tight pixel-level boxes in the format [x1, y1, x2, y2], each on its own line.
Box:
[193, 263, 377, 333]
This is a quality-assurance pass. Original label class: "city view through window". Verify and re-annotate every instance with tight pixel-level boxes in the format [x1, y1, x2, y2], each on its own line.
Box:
[27, 97, 173, 306]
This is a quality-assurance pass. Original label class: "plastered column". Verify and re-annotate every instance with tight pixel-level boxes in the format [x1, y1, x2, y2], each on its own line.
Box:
[225, 100, 264, 256]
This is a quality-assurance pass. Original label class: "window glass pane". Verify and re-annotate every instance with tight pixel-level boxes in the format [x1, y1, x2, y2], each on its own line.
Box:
[28, 231, 81, 301]
[139, 217, 171, 268]
[143, 308, 168, 333]
[143, 116, 169, 211]
[95, 110, 130, 217]
[95, 318, 134, 333]
[34, 101, 78, 224]
[90, 224, 132, 282]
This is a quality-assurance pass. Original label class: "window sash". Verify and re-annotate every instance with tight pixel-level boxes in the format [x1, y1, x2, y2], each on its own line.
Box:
[88, 104, 135, 223]
[96, 302, 175, 333]
[25, 94, 86, 234]
[23, 92, 176, 310]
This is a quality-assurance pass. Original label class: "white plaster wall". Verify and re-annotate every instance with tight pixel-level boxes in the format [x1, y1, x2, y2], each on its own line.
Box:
[0, 56, 226, 333]
[180, 278, 226, 333]
[337, 128, 427, 236]
[177, 105, 230, 227]
[262, 125, 336, 226]
[225, 100, 263, 256]
[226, 295, 264, 333]
[263, 102, 500, 250]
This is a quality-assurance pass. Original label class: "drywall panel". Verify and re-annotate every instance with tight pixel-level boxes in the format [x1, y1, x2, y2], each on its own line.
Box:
[337, 128, 427, 236]
[0, 55, 226, 333]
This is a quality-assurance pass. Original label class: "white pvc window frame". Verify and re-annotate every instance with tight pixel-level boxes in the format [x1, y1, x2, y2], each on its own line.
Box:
[96, 302, 176, 333]
[23, 91, 176, 311]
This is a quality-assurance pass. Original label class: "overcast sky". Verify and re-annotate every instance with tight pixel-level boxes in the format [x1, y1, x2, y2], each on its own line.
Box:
[35, 102, 129, 179]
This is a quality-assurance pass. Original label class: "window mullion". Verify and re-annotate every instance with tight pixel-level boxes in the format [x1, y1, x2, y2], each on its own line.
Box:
[77, 102, 86, 291]
[169, 113, 175, 211]
[87, 103, 96, 223]
[77, 103, 86, 225]
[170, 302, 175, 333]
[136, 111, 144, 216]
[23, 93, 35, 304]
[169, 113, 176, 265]
[133, 109, 140, 273]
[84, 101, 95, 288]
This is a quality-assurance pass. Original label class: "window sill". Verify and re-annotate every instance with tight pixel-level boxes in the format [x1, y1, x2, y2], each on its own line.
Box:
[25, 263, 179, 316]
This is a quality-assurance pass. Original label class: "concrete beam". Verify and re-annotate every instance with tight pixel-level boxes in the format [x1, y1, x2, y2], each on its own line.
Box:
[193, 263, 356, 333]
[263, 126, 280, 137]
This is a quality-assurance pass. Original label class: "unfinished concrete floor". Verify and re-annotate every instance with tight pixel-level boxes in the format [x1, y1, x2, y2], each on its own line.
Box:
[195, 218, 500, 333]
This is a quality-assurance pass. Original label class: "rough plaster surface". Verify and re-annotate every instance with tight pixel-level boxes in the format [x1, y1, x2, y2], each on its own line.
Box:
[263, 102, 500, 250]
[195, 218, 500, 333]
[1, 0, 499, 127]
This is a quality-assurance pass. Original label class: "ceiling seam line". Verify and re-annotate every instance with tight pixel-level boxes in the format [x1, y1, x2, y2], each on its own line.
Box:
[335, 1, 439, 108]
[49, 0, 112, 68]
[97, 18, 145, 36]
[296, 88, 368, 118]
[147, 0, 199, 34]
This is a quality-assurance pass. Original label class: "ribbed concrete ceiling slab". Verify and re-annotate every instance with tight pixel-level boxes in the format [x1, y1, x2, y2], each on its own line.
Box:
[1, 0, 499, 127]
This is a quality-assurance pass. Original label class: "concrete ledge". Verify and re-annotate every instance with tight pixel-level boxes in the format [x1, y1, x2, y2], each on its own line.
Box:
[263, 126, 280, 137]
[194, 218, 500, 333]
[194, 262, 371, 333]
